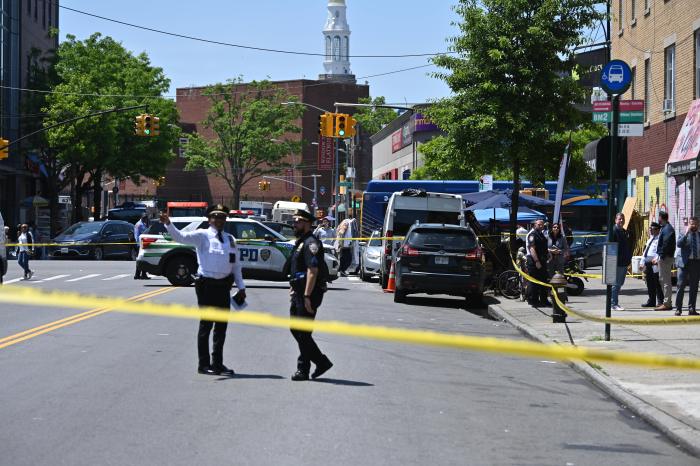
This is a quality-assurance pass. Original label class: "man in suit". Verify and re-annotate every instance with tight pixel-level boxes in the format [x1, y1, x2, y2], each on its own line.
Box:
[654, 211, 676, 311]
[675, 216, 700, 316]
[641, 222, 663, 307]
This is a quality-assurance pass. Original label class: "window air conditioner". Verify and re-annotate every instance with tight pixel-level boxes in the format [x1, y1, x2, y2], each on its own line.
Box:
[663, 99, 675, 113]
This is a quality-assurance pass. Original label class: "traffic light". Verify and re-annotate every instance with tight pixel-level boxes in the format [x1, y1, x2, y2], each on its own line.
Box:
[134, 115, 144, 136]
[0, 138, 9, 160]
[264, 181, 271, 191]
[335, 113, 347, 138]
[319, 114, 328, 137]
[143, 114, 152, 136]
[346, 115, 357, 138]
[151, 116, 160, 137]
[258, 181, 264, 191]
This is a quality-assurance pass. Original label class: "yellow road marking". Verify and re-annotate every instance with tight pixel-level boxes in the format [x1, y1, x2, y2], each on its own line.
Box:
[0, 287, 176, 349]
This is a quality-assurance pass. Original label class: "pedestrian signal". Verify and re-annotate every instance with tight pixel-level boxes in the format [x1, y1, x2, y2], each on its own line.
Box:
[0, 138, 9, 160]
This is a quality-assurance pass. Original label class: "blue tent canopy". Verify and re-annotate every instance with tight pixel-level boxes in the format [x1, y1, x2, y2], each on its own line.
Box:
[473, 207, 547, 224]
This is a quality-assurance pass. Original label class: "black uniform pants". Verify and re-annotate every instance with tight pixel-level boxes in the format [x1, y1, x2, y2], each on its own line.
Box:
[194, 275, 233, 368]
[290, 291, 327, 373]
[643, 263, 663, 305]
[526, 257, 549, 305]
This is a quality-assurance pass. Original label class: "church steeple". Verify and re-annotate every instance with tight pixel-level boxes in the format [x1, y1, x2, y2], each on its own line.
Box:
[320, 0, 355, 82]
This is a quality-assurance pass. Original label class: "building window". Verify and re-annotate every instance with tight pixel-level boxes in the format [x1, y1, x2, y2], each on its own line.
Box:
[631, 0, 636, 20]
[618, 0, 624, 30]
[343, 36, 349, 61]
[630, 177, 636, 198]
[696, 31, 700, 99]
[664, 45, 675, 113]
[644, 0, 649, 11]
[631, 66, 636, 99]
[325, 36, 331, 60]
[644, 58, 650, 120]
[332, 36, 341, 61]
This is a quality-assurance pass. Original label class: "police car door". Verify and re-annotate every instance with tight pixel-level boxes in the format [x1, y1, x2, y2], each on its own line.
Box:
[228, 222, 288, 275]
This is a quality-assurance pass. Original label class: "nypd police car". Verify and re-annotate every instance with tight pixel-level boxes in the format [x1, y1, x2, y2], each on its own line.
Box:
[136, 217, 338, 286]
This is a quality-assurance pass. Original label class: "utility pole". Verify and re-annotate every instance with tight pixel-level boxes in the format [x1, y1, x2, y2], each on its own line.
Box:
[311, 174, 321, 217]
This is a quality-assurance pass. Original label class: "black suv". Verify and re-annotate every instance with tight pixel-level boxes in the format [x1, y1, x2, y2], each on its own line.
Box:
[49, 220, 136, 260]
[393, 224, 485, 304]
[107, 202, 147, 224]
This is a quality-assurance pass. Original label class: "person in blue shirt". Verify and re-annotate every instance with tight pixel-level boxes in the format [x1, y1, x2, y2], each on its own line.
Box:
[133, 214, 150, 280]
[675, 216, 700, 316]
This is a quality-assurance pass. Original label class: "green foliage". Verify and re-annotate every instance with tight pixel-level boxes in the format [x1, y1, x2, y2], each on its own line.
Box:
[352, 96, 398, 136]
[424, 0, 601, 232]
[183, 79, 303, 208]
[43, 33, 179, 219]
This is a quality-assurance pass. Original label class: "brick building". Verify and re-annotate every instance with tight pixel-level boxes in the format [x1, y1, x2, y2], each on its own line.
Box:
[613, 0, 700, 231]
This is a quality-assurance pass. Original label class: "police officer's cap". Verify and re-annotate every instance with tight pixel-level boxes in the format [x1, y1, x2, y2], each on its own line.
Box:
[207, 204, 230, 218]
[292, 209, 314, 223]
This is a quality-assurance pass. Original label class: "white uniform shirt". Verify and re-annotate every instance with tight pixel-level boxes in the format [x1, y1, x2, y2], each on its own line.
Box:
[165, 223, 245, 289]
[643, 234, 660, 273]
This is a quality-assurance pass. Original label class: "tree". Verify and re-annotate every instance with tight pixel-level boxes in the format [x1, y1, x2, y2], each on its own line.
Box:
[44, 33, 179, 222]
[352, 96, 398, 136]
[425, 0, 600, 240]
[183, 79, 303, 209]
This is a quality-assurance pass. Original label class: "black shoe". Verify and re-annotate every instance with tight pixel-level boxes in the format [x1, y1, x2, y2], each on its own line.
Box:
[312, 358, 333, 379]
[675, 310, 683, 316]
[641, 302, 655, 308]
[197, 366, 217, 375]
[211, 365, 235, 376]
[689, 310, 699, 316]
[291, 370, 309, 381]
[133, 276, 141, 280]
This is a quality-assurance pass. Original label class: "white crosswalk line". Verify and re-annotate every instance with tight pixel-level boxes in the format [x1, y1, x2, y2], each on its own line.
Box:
[34, 274, 71, 283]
[102, 274, 130, 281]
[65, 274, 101, 282]
[348, 276, 360, 282]
[3, 278, 24, 284]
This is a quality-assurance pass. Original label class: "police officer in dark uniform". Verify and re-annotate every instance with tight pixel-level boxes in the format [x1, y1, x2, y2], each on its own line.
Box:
[289, 209, 333, 381]
[526, 219, 550, 307]
[160, 204, 246, 376]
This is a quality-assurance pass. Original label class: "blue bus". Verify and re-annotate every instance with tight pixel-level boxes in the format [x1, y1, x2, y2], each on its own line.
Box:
[360, 180, 607, 236]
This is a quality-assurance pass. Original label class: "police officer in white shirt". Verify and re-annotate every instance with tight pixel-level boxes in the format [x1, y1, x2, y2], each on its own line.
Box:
[160, 204, 246, 376]
[641, 222, 663, 308]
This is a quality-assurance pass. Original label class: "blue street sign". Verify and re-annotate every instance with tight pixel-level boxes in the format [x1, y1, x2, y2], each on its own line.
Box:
[600, 59, 632, 95]
[319, 186, 327, 196]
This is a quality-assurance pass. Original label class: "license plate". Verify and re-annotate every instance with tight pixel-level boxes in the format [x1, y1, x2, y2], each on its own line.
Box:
[435, 256, 449, 265]
[60, 247, 68, 254]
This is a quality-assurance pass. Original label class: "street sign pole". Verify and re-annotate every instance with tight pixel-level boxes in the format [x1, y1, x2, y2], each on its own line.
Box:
[606, 94, 620, 342]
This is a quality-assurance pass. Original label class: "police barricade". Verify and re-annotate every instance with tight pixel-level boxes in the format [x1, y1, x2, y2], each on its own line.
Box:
[1, 285, 700, 371]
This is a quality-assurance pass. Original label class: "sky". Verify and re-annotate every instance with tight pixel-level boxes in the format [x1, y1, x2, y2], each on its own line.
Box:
[57, 1, 459, 105]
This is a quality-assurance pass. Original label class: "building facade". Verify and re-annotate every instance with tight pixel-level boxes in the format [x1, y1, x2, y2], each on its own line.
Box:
[371, 109, 441, 180]
[0, 0, 58, 228]
[613, 0, 700, 232]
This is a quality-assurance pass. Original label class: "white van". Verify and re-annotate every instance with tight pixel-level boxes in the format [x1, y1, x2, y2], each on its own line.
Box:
[379, 190, 465, 288]
[272, 201, 310, 224]
[0, 210, 7, 282]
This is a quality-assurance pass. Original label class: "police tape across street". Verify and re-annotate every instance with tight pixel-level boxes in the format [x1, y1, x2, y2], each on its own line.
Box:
[2, 285, 700, 371]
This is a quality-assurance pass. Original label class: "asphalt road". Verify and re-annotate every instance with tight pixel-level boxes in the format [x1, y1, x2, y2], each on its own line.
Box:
[1, 260, 698, 465]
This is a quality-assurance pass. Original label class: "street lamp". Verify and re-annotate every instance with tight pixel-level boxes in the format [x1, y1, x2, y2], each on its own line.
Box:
[281, 101, 333, 114]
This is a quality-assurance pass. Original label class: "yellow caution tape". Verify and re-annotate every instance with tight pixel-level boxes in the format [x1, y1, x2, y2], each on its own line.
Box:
[512, 260, 700, 325]
[1, 286, 700, 370]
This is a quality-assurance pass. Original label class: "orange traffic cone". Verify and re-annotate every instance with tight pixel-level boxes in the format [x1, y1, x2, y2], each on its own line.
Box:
[383, 261, 396, 293]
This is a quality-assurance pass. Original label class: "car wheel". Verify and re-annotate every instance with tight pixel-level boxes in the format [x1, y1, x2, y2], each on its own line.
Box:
[166, 256, 196, 286]
[129, 248, 138, 261]
[394, 289, 407, 303]
[94, 247, 104, 261]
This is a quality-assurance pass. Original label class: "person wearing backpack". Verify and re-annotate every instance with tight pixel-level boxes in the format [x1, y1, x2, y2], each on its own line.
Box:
[17, 224, 34, 280]
[288, 209, 333, 381]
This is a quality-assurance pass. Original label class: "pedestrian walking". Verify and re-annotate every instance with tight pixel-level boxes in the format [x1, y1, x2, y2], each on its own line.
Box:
[335, 216, 357, 276]
[289, 209, 333, 381]
[17, 224, 34, 280]
[526, 219, 550, 307]
[610, 213, 632, 311]
[133, 214, 150, 280]
[674, 217, 700, 316]
[547, 222, 569, 277]
[160, 204, 246, 376]
[654, 211, 676, 311]
[641, 222, 664, 308]
[314, 216, 336, 246]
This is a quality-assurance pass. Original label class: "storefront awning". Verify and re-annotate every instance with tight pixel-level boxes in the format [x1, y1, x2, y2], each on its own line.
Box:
[666, 99, 700, 176]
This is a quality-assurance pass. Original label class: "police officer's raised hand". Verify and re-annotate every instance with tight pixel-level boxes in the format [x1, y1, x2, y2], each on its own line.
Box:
[304, 296, 316, 315]
[159, 212, 171, 225]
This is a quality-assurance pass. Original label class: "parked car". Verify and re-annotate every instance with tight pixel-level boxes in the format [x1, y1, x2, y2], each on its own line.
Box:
[263, 221, 296, 240]
[0, 210, 7, 280]
[568, 231, 607, 268]
[359, 230, 382, 282]
[49, 220, 136, 260]
[393, 224, 485, 304]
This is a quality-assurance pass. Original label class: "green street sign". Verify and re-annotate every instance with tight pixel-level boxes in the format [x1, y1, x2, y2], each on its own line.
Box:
[338, 181, 352, 187]
[592, 110, 644, 124]
[593, 112, 610, 123]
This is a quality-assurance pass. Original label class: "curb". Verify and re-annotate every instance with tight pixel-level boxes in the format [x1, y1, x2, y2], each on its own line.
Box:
[487, 303, 700, 458]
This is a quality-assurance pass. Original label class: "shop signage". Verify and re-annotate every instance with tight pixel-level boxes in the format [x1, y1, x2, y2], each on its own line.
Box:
[617, 124, 643, 136]
[413, 113, 439, 133]
[317, 136, 334, 171]
[391, 122, 413, 153]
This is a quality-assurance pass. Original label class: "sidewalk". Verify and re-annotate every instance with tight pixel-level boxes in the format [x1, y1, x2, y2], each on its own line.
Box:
[488, 268, 700, 457]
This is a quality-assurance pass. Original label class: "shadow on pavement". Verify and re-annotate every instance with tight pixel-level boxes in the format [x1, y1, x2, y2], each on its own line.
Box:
[313, 378, 374, 387]
[217, 373, 286, 380]
[403, 294, 499, 319]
